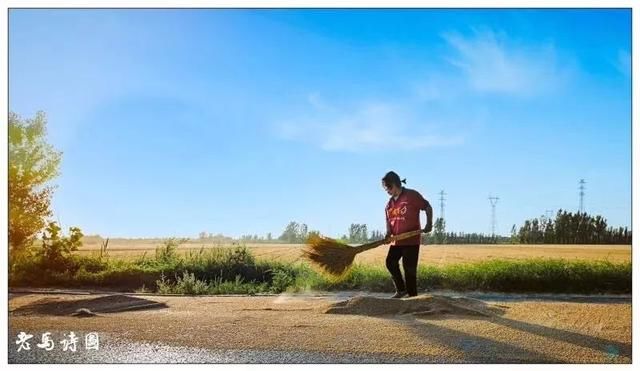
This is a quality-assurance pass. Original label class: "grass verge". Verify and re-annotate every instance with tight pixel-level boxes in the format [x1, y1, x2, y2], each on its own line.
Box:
[9, 242, 631, 295]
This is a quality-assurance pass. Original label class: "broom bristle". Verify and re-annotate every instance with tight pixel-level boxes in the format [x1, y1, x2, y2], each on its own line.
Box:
[302, 235, 359, 276]
[302, 230, 421, 277]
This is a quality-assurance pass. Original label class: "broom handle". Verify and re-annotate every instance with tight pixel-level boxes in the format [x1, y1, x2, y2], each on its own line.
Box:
[355, 229, 425, 252]
[386, 229, 424, 243]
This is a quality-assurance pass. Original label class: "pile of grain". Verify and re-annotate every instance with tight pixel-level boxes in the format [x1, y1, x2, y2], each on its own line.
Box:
[324, 295, 506, 317]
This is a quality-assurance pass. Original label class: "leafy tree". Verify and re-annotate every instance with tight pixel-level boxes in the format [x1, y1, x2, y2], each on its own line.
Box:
[433, 217, 447, 244]
[369, 230, 384, 241]
[38, 221, 83, 270]
[279, 221, 300, 243]
[348, 224, 358, 243]
[510, 224, 518, 244]
[361, 224, 368, 243]
[299, 223, 308, 241]
[9, 111, 61, 251]
[348, 223, 369, 243]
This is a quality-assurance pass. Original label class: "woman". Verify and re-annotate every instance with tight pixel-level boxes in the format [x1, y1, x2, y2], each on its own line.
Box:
[382, 171, 433, 298]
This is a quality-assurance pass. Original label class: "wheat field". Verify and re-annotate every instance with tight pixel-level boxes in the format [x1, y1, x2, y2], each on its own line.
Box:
[76, 240, 631, 267]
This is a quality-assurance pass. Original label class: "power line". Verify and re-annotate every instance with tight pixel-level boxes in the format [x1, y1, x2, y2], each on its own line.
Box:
[488, 195, 499, 237]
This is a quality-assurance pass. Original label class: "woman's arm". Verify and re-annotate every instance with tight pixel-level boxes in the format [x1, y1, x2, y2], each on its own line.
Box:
[424, 201, 433, 233]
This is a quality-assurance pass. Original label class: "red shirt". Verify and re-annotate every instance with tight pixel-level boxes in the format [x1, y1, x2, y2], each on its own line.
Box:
[385, 187, 430, 246]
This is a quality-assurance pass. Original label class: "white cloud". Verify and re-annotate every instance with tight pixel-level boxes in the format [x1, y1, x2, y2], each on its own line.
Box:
[412, 73, 467, 103]
[275, 28, 570, 152]
[275, 99, 464, 153]
[442, 29, 565, 95]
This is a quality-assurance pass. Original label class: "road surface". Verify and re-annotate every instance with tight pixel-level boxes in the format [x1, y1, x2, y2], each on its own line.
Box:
[8, 290, 631, 363]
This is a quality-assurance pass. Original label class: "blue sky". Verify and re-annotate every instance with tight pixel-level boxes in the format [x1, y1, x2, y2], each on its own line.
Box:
[9, 9, 631, 238]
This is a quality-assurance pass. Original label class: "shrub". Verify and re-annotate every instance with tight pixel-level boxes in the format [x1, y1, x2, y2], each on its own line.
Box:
[37, 221, 83, 272]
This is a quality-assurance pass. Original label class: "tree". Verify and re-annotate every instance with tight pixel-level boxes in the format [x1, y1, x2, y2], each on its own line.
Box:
[361, 224, 368, 243]
[369, 230, 384, 241]
[510, 224, 518, 244]
[543, 219, 555, 243]
[38, 221, 83, 270]
[307, 230, 321, 240]
[279, 221, 300, 243]
[299, 223, 308, 241]
[433, 217, 447, 244]
[348, 223, 369, 243]
[9, 111, 62, 251]
[348, 224, 358, 243]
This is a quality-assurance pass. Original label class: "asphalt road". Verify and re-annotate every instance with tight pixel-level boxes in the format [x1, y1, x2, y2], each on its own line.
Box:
[8, 334, 443, 363]
[8, 290, 632, 364]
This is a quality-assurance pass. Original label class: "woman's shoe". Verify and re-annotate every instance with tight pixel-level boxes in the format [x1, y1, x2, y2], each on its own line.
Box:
[391, 291, 407, 299]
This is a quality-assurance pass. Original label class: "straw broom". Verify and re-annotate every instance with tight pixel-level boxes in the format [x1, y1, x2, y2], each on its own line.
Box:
[302, 229, 424, 276]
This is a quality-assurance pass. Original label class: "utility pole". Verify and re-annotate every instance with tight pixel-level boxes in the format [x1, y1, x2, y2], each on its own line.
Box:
[545, 209, 554, 220]
[488, 195, 499, 237]
[578, 179, 586, 213]
[438, 190, 446, 221]
[544, 209, 554, 224]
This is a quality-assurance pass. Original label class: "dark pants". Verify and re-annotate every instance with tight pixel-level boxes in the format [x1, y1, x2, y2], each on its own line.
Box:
[385, 245, 420, 296]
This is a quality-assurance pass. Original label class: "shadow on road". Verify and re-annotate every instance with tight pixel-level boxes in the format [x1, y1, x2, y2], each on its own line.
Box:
[327, 294, 630, 363]
[489, 316, 631, 360]
[463, 293, 632, 304]
[399, 318, 561, 363]
[396, 309, 631, 362]
[10, 294, 168, 316]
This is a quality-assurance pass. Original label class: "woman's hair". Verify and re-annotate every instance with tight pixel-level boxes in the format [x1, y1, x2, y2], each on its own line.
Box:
[382, 171, 407, 188]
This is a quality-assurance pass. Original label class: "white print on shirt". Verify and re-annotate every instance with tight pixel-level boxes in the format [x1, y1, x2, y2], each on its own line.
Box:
[388, 201, 409, 226]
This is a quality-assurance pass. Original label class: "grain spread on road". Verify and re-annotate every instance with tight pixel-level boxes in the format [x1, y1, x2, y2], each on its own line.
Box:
[9, 292, 631, 363]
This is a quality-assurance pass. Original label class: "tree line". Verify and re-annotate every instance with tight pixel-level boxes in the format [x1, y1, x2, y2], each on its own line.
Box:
[515, 210, 631, 244]
[214, 211, 631, 245]
[206, 220, 510, 245]
[426, 218, 510, 244]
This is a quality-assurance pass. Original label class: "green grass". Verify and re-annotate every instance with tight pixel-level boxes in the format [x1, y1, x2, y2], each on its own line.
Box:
[293, 259, 631, 294]
[8, 241, 632, 295]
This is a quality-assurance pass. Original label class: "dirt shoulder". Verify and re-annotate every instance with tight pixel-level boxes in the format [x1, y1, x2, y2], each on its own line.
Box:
[8, 292, 632, 363]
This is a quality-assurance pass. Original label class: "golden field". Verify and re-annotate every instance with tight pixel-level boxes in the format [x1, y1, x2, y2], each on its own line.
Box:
[76, 240, 631, 267]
